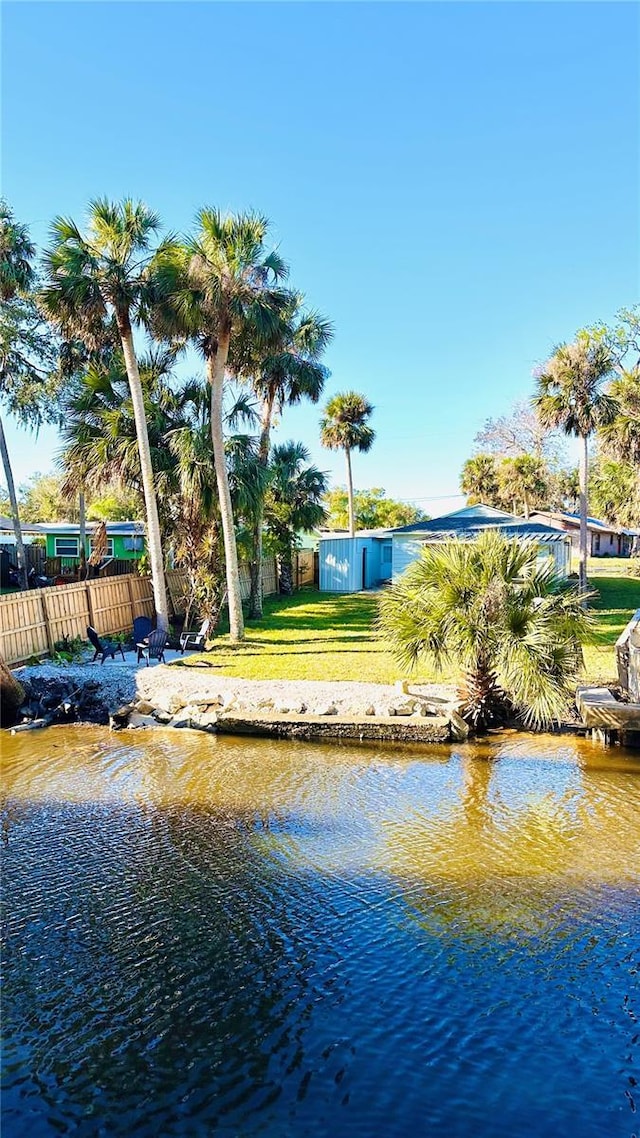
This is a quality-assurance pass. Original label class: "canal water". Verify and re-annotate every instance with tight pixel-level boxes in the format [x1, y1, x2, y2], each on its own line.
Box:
[2, 727, 639, 1137]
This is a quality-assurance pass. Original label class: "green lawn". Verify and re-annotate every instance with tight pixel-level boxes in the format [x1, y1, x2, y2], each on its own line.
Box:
[582, 570, 640, 684]
[179, 589, 451, 684]
[179, 568, 640, 687]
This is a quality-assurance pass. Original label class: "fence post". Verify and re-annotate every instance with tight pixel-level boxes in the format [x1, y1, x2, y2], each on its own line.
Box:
[126, 575, 137, 620]
[41, 589, 56, 656]
[86, 581, 97, 631]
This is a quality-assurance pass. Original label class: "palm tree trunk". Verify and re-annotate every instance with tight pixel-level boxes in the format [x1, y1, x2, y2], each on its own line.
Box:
[207, 337, 245, 642]
[78, 489, 87, 581]
[523, 490, 530, 520]
[345, 445, 355, 537]
[578, 433, 589, 592]
[118, 317, 170, 632]
[278, 551, 294, 595]
[248, 393, 275, 620]
[0, 412, 28, 590]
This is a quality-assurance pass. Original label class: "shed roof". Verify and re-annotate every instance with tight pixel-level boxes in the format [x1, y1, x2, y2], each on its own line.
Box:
[318, 528, 394, 541]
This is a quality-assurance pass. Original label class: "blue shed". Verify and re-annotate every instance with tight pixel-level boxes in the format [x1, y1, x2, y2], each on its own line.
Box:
[318, 530, 394, 592]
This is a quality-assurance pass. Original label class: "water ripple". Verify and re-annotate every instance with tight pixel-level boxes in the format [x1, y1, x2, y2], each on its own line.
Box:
[2, 726, 640, 1137]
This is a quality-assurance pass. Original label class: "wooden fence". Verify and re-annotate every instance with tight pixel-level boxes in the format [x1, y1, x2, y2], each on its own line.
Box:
[0, 573, 155, 665]
[1, 558, 279, 665]
[295, 550, 317, 588]
[238, 558, 277, 601]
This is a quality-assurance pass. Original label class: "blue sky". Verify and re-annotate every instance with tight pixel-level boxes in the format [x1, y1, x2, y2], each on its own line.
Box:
[2, 1, 638, 516]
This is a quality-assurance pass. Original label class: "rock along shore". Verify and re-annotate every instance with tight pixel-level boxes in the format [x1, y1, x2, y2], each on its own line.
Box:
[128, 666, 466, 743]
[9, 659, 467, 743]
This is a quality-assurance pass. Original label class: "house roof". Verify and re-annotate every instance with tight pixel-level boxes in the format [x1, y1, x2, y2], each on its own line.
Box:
[392, 504, 570, 542]
[529, 509, 634, 536]
[0, 516, 47, 534]
[36, 521, 145, 536]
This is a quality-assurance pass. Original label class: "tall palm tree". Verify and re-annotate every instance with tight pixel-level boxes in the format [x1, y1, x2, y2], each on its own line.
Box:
[61, 352, 264, 626]
[243, 297, 332, 617]
[0, 203, 56, 589]
[40, 198, 170, 630]
[152, 209, 289, 641]
[320, 392, 375, 537]
[534, 340, 618, 591]
[264, 441, 328, 594]
[379, 530, 593, 732]
[460, 453, 500, 508]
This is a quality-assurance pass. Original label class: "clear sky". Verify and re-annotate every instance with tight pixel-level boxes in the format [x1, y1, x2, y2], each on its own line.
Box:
[2, 1, 638, 516]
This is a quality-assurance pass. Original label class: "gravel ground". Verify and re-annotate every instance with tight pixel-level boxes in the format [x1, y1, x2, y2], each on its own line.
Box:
[14, 656, 458, 717]
[14, 660, 140, 711]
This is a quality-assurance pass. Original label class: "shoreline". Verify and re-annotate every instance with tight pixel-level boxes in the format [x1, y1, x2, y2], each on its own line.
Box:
[8, 659, 597, 744]
[10, 659, 465, 742]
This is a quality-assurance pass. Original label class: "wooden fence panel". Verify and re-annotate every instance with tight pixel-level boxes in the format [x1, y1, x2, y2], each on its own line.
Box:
[127, 575, 155, 619]
[166, 569, 189, 616]
[0, 589, 49, 664]
[87, 578, 134, 636]
[238, 564, 250, 601]
[25, 544, 47, 575]
[261, 557, 277, 597]
[294, 551, 315, 588]
[237, 559, 277, 601]
[42, 583, 91, 645]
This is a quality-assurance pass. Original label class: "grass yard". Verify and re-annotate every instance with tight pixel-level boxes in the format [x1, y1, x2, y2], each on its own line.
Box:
[179, 567, 640, 687]
[179, 589, 452, 685]
[582, 570, 640, 684]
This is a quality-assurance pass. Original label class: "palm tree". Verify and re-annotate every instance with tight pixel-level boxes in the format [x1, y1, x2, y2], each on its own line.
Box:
[533, 340, 618, 591]
[264, 441, 327, 594]
[0, 203, 57, 589]
[61, 353, 264, 627]
[598, 369, 640, 516]
[152, 209, 289, 641]
[589, 458, 638, 530]
[500, 453, 548, 519]
[59, 346, 184, 522]
[460, 454, 500, 507]
[320, 392, 375, 537]
[0, 201, 34, 300]
[379, 530, 593, 732]
[243, 297, 332, 617]
[40, 198, 170, 630]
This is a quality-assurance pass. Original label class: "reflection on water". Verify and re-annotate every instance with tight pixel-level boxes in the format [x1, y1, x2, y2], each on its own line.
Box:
[2, 727, 639, 1137]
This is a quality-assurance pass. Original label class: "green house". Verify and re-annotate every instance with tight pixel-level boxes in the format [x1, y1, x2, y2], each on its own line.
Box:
[42, 521, 146, 565]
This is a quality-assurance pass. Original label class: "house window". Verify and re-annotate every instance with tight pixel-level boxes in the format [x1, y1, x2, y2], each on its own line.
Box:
[123, 535, 144, 552]
[380, 541, 392, 566]
[90, 537, 114, 558]
[54, 537, 79, 557]
[594, 533, 600, 554]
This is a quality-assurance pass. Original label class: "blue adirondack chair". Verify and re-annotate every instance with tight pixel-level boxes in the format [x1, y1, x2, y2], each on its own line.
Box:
[87, 626, 126, 665]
